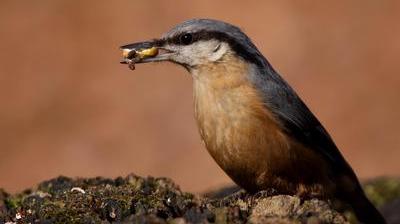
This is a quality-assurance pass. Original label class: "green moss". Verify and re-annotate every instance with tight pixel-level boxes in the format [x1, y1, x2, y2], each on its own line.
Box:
[4, 196, 22, 210]
[363, 177, 400, 207]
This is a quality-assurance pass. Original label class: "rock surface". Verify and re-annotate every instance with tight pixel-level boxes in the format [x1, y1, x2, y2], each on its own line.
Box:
[0, 175, 398, 224]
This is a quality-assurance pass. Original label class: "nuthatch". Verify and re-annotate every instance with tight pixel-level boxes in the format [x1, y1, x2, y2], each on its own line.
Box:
[120, 19, 385, 223]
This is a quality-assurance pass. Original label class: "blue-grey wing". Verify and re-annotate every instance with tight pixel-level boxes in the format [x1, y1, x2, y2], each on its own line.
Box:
[250, 63, 351, 173]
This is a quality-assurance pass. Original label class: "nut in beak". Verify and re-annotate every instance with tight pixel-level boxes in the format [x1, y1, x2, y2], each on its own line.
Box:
[120, 47, 159, 70]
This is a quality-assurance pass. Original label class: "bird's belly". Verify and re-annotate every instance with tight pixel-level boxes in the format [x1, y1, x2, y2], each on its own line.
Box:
[197, 111, 283, 191]
[194, 82, 291, 191]
[193, 81, 332, 195]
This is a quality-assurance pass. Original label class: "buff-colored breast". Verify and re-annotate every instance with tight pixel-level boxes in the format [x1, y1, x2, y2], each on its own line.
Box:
[192, 54, 333, 196]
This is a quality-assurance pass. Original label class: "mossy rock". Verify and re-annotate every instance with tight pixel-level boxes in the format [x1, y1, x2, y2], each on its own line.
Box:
[0, 175, 398, 224]
[363, 177, 400, 207]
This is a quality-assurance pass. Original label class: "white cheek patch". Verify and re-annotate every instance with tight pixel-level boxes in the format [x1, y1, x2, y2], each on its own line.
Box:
[208, 42, 229, 62]
[168, 40, 230, 66]
[188, 41, 229, 64]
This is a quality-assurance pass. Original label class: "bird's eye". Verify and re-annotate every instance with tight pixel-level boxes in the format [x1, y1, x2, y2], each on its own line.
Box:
[179, 33, 193, 45]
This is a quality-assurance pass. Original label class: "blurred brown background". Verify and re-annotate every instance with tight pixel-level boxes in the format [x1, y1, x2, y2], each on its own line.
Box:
[0, 0, 399, 193]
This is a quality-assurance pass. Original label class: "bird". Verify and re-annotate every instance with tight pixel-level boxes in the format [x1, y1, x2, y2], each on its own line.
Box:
[120, 19, 385, 223]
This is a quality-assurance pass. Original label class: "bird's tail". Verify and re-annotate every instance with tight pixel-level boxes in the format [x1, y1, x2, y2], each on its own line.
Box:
[349, 191, 386, 224]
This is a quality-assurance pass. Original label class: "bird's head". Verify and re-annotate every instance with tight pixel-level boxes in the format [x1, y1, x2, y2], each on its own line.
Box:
[120, 19, 266, 72]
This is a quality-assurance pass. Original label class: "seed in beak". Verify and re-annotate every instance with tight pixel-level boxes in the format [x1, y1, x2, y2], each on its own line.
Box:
[137, 47, 158, 59]
[122, 49, 132, 58]
[121, 47, 159, 71]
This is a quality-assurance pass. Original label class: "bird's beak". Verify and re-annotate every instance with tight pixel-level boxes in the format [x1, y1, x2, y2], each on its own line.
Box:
[120, 40, 172, 70]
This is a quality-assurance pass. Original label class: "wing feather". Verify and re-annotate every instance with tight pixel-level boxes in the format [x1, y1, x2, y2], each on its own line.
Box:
[249, 62, 352, 173]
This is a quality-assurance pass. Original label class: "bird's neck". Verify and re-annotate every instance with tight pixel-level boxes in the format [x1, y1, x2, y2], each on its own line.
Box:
[191, 55, 257, 129]
[191, 53, 248, 88]
[191, 53, 271, 136]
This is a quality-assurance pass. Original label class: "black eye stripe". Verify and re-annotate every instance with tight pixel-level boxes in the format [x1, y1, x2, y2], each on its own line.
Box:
[179, 33, 193, 45]
[166, 31, 208, 45]
[166, 30, 236, 46]
[168, 32, 197, 45]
